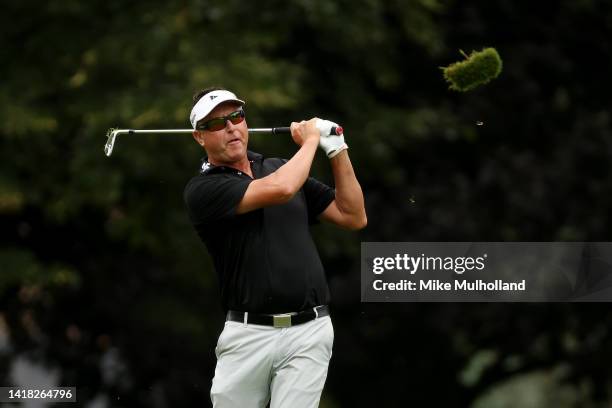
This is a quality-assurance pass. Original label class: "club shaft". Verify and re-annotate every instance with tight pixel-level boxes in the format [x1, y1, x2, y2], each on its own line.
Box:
[114, 127, 339, 135]
[113, 128, 290, 134]
[105, 126, 341, 157]
[125, 129, 191, 134]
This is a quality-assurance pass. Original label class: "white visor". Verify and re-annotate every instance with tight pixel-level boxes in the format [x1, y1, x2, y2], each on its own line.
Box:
[189, 90, 246, 129]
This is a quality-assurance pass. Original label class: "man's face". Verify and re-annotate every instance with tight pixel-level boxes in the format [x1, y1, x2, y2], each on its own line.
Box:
[193, 102, 248, 165]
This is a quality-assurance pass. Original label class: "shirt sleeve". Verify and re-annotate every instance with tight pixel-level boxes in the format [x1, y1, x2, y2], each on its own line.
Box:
[302, 176, 336, 224]
[184, 174, 252, 226]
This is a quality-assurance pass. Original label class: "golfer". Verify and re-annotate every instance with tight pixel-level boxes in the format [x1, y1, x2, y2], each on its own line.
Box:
[183, 87, 366, 408]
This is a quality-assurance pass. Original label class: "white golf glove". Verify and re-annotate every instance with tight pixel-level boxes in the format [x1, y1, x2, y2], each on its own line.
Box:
[316, 119, 348, 159]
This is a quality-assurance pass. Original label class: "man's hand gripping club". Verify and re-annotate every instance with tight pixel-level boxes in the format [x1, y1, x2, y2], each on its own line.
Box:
[316, 119, 348, 158]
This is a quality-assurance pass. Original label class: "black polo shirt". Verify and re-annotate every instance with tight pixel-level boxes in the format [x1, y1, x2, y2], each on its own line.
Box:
[184, 150, 335, 314]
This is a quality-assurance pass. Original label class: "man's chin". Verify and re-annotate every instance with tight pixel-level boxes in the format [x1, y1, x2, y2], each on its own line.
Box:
[224, 145, 246, 160]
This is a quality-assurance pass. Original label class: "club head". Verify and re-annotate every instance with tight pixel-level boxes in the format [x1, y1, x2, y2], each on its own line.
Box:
[104, 128, 120, 157]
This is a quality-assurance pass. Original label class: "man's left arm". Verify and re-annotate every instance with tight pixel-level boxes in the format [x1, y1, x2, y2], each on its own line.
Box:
[319, 150, 367, 230]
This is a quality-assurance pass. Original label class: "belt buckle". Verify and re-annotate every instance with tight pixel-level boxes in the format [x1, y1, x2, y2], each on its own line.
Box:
[273, 314, 292, 328]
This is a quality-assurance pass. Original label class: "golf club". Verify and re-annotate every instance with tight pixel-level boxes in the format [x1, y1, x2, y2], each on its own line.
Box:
[104, 126, 343, 157]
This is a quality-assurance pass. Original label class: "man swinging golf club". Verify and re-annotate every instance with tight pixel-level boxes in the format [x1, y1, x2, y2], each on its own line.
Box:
[183, 87, 367, 408]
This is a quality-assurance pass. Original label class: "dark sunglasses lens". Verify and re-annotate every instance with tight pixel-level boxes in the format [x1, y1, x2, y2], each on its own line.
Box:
[199, 110, 244, 131]
[205, 118, 227, 131]
[229, 110, 245, 124]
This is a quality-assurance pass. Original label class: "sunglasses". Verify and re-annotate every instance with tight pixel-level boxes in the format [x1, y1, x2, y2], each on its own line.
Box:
[196, 109, 245, 131]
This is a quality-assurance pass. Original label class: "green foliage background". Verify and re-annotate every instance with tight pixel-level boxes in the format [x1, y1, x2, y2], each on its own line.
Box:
[2, 0, 612, 406]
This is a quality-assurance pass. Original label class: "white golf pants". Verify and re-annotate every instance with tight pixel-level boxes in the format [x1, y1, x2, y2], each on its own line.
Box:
[211, 315, 334, 408]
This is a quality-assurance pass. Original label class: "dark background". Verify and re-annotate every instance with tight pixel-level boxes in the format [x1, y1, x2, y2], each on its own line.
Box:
[2, 0, 612, 406]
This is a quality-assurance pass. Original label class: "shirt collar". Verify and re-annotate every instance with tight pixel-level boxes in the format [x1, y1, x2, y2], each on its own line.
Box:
[199, 150, 262, 175]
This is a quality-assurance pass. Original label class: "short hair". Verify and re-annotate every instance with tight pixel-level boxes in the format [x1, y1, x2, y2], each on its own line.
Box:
[192, 86, 224, 107]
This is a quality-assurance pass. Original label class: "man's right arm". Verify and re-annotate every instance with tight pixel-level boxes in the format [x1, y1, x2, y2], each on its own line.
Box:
[236, 119, 320, 214]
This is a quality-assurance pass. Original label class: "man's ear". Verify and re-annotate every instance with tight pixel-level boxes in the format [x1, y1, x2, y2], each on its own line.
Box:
[192, 131, 205, 147]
